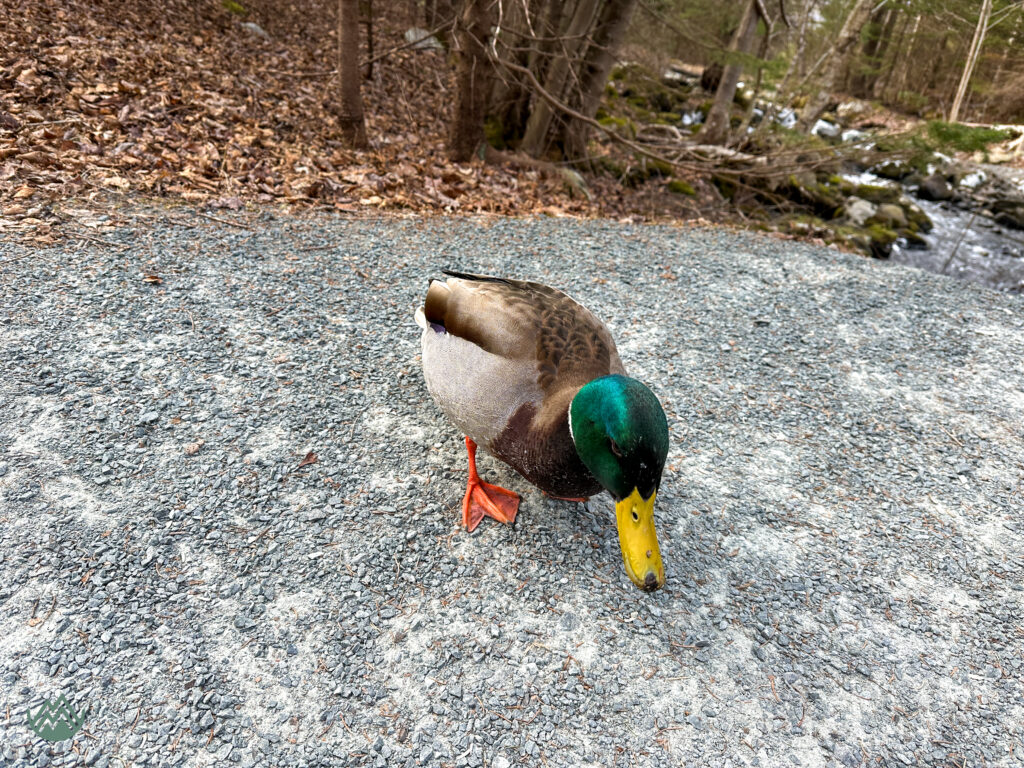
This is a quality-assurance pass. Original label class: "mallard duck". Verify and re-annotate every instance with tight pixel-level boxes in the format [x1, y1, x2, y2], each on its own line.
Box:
[415, 270, 669, 591]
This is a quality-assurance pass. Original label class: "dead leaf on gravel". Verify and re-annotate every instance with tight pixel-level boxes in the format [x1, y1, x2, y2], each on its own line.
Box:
[184, 440, 204, 455]
[142, 274, 162, 284]
[297, 451, 318, 468]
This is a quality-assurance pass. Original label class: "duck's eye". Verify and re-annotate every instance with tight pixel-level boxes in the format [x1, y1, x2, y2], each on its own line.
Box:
[609, 439, 622, 458]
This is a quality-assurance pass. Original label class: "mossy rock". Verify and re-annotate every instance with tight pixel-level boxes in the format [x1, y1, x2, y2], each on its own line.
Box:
[853, 184, 901, 205]
[866, 223, 898, 258]
[873, 161, 913, 181]
[668, 179, 696, 196]
[900, 198, 933, 233]
[868, 203, 908, 229]
[899, 229, 928, 249]
[786, 175, 845, 219]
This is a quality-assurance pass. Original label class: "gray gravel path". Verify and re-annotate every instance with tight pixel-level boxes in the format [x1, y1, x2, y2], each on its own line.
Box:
[1, 209, 1023, 768]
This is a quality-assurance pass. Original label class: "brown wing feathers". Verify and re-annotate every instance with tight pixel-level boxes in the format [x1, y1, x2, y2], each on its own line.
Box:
[423, 271, 623, 389]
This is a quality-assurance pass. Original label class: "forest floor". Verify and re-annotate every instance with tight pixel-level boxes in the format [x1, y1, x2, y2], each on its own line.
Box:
[2, 0, 711, 249]
[8, 0, 1023, 253]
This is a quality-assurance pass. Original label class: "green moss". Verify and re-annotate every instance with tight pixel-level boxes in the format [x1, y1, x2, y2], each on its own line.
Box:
[925, 121, 1017, 153]
[668, 179, 696, 196]
[904, 204, 933, 234]
[222, 0, 246, 13]
[713, 174, 737, 200]
[483, 116, 507, 150]
[597, 115, 636, 139]
[648, 158, 673, 177]
[900, 229, 927, 248]
[866, 223, 898, 258]
[853, 184, 900, 205]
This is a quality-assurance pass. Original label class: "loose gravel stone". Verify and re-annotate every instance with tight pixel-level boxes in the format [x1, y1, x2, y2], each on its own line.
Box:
[0, 208, 1022, 768]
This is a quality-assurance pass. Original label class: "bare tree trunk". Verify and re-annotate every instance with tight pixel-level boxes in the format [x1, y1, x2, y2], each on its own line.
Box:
[561, 0, 639, 160]
[448, 0, 495, 161]
[520, 0, 601, 157]
[489, 0, 543, 143]
[849, 5, 895, 98]
[756, 0, 816, 136]
[698, 0, 760, 145]
[981, 22, 1018, 116]
[867, 7, 900, 97]
[336, 0, 369, 148]
[796, 0, 872, 132]
[363, 0, 374, 80]
[887, 13, 920, 104]
[425, 0, 457, 43]
[874, 10, 910, 101]
[949, 0, 993, 123]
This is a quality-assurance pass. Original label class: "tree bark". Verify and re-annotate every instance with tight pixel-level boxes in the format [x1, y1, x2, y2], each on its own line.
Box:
[848, 5, 895, 98]
[887, 13, 920, 103]
[448, 0, 495, 162]
[336, 0, 369, 148]
[488, 0, 544, 143]
[698, 0, 760, 145]
[874, 10, 910, 101]
[520, 0, 601, 157]
[561, 0, 639, 160]
[796, 0, 872, 133]
[949, 0, 993, 123]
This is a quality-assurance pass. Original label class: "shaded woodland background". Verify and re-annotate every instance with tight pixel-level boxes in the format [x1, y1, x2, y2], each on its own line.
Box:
[2, 0, 1023, 245]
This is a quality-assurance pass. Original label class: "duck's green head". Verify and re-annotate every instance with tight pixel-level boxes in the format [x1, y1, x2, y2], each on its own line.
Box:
[569, 375, 669, 591]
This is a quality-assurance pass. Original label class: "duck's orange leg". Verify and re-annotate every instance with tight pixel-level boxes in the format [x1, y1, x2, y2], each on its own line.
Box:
[461, 437, 519, 532]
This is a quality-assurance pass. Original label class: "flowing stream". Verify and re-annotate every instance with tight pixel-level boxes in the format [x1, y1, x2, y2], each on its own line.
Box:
[892, 197, 1024, 293]
[844, 167, 1024, 293]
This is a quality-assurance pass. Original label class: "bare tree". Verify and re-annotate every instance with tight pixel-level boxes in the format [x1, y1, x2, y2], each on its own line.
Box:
[448, 0, 495, 161]
[520, 0, 602, 156]
[336, 0, 369, 148]
[796, 0, 872, 132]
[949, 0, 993, 122]
[560, 0, 640, 161]
[698, 0, 761, 145]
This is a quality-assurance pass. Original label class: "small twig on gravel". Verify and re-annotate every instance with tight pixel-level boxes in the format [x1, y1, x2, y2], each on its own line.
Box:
[195, 211, 253, 230]
[939, 424, 965, 447]
[75, 233, 129, 250]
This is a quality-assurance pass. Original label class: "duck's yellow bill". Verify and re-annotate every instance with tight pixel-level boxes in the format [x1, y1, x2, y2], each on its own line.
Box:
[614, 489, 665, 591]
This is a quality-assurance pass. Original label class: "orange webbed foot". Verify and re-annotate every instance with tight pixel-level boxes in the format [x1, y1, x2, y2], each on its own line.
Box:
[460, 436, 520, 532]
[462, 479, 520, 532]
